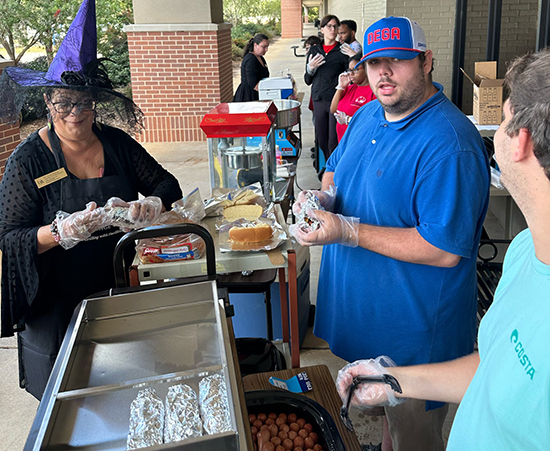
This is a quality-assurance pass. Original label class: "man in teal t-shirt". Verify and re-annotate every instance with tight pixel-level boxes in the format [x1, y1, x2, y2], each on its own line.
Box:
[335, 49, 550, 449]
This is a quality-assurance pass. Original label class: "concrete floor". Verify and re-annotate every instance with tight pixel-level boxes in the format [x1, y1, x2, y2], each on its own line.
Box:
[0, 26, 506, 450]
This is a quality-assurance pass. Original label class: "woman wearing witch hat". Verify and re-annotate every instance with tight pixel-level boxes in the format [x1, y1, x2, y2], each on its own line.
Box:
[0, 0, 182, 399]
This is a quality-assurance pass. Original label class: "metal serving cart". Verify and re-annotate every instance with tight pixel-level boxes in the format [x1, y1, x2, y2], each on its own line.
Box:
[24, 224, 249, 451]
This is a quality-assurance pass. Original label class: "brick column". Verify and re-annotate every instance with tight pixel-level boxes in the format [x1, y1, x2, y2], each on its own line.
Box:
[0, 62, 21, 182]
[126, 24, 232, 142]
[281, 0, 303, 38]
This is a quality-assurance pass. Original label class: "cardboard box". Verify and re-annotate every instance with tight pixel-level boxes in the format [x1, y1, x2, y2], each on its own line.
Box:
[462, 61, 504, 125]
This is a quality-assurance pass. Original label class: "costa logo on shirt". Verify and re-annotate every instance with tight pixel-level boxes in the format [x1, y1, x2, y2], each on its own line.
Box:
[367, 28, 401, 45]
[510, 329, 536, 380]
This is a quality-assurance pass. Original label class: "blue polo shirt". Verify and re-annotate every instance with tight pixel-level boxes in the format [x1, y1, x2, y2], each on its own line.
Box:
[447, 229, 550, 449]
[315, 84, 490, 371]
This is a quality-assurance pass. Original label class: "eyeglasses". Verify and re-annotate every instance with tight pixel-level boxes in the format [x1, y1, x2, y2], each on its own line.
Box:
[324, 24, 338, 29]
[346, 68, 361, 74]
[51, 99, 96, 114]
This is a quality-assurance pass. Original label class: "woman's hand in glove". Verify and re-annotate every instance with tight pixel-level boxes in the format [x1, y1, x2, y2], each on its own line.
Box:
[127, 196, 163, 228]
[340, 43, 356, 57]
[307, 53, 326, 73]
[56, 202, 108, 249]
[337, 71, 351, 90]
[104, 196, 164, 230]
[336, 357, 405, 408]
[334, 110, 351, 125]
[290, 209, 359, 247]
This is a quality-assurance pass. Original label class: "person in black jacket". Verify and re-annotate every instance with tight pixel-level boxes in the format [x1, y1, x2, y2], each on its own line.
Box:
[305, 15, 349, 161]
[234, 34, 270, 102]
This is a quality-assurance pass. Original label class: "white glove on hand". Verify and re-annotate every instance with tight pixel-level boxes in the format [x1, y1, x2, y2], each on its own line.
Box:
[340, 43, 356, 57]
[334, 110, 351, 125]
[56, 202, 108, 250]
[336, 356, 405, 407]
[292, 186, 337, 216]
[336, 71, 351, 91]
[307, 53, 326, 74]
[289, 209, 359, 247]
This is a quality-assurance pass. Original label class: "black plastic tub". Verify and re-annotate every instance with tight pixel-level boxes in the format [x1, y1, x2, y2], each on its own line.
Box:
[245, 390, 346, 451]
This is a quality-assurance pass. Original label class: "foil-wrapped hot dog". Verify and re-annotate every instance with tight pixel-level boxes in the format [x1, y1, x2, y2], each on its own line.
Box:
[297, 192, 323, 232]
[199, 374, 232, 435]
[127, 387, 164, 449]
[164, 384, 203, 443]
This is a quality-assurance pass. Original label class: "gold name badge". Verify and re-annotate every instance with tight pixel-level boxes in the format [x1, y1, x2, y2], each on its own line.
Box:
[34, 168, 68, 189]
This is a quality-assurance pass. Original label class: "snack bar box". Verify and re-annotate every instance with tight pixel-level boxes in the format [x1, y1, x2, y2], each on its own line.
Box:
[24, 279, 249, 450]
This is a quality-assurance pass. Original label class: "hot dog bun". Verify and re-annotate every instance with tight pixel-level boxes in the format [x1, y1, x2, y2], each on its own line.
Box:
[223, 204, 263, 221]
[229, 223, 273, 243]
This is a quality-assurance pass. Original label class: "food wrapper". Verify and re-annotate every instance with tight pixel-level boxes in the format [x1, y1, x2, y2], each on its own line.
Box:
[171, 187, 206, 223]
[217, 203, 287, 252]
[137, 234, 205, 263]
[295, 191, 323, 232]
[199, 374, 232, 435]
[136, 189, 207, 264]
[104, 196, 163, 230]
[127, 388, 164, 449]
[204, 182, 266, 217]
[164, 384, 203, 443]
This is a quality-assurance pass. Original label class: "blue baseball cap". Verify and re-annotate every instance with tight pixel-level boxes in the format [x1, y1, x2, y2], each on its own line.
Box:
[355, 17, 427, 68]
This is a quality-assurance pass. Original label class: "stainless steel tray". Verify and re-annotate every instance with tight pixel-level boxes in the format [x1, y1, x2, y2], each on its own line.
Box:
[25, 281, 247, 450]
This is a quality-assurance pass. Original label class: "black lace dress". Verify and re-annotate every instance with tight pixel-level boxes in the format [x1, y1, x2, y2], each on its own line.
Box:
[0, 123, 182, 398]
[233, 52, 269, 102]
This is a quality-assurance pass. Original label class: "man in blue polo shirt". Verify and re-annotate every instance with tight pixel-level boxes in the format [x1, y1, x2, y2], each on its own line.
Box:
[292, 17, 490, 450]
[335, 48, 550, 451]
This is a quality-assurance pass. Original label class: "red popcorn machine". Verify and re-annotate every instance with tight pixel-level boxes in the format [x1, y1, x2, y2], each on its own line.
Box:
[200, 102, 278, 202]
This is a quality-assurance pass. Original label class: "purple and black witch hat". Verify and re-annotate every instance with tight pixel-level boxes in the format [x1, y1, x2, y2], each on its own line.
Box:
[0, 0, 143, 133]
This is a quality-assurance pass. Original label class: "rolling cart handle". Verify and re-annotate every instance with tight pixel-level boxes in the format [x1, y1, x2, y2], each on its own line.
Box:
[113, 223, 216, 288]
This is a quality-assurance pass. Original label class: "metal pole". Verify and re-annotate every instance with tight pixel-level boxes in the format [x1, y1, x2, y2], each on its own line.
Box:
[486, 0, 503, 61]
[452, 0, 468, 108]
[538, 0, 550, 50]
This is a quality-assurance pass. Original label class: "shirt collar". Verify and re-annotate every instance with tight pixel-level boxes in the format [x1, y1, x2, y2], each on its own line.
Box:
[374, 82, 446, 129]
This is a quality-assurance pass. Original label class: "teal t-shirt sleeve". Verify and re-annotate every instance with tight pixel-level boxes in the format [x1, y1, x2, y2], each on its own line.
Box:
[412, 149, 490, 258]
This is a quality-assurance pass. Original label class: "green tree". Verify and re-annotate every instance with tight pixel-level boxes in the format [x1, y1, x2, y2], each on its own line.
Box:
[0, 0, 78, 65]
[0, 0, 132, 68]
[96, 0, 133, 88]
[224, 0, 280, 27]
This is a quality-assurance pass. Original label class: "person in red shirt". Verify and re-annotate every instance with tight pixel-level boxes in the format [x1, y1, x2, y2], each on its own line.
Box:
[330, 54, 377, 141]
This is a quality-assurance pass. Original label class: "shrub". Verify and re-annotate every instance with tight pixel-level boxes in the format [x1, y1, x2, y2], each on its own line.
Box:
[232, 43, 244, 60]
[20, 56, 50, 72]
[19, 57, 50, 121]
[101, 40, 131, 90]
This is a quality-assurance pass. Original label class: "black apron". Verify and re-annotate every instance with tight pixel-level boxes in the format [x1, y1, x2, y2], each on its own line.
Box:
[18, 125, 137, 400]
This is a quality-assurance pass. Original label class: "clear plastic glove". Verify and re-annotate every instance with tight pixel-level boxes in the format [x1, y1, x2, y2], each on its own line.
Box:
[307, 53, 326, 74]
[336, 71, 351, 90]
[56, 202, 109, 250]
[340, 43, 356, 57]
[336, 356, 405, 407]
[105, 196, 163, 230]
[293, 185, 337, 216]
[334, 110, 351, 125]
[289, 209, 359, 247]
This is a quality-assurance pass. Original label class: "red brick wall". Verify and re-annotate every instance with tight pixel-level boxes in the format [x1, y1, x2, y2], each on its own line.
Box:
[0, 67, 21, 182]
[281, 0, 303, 38]
[127, 28, 233, 142]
